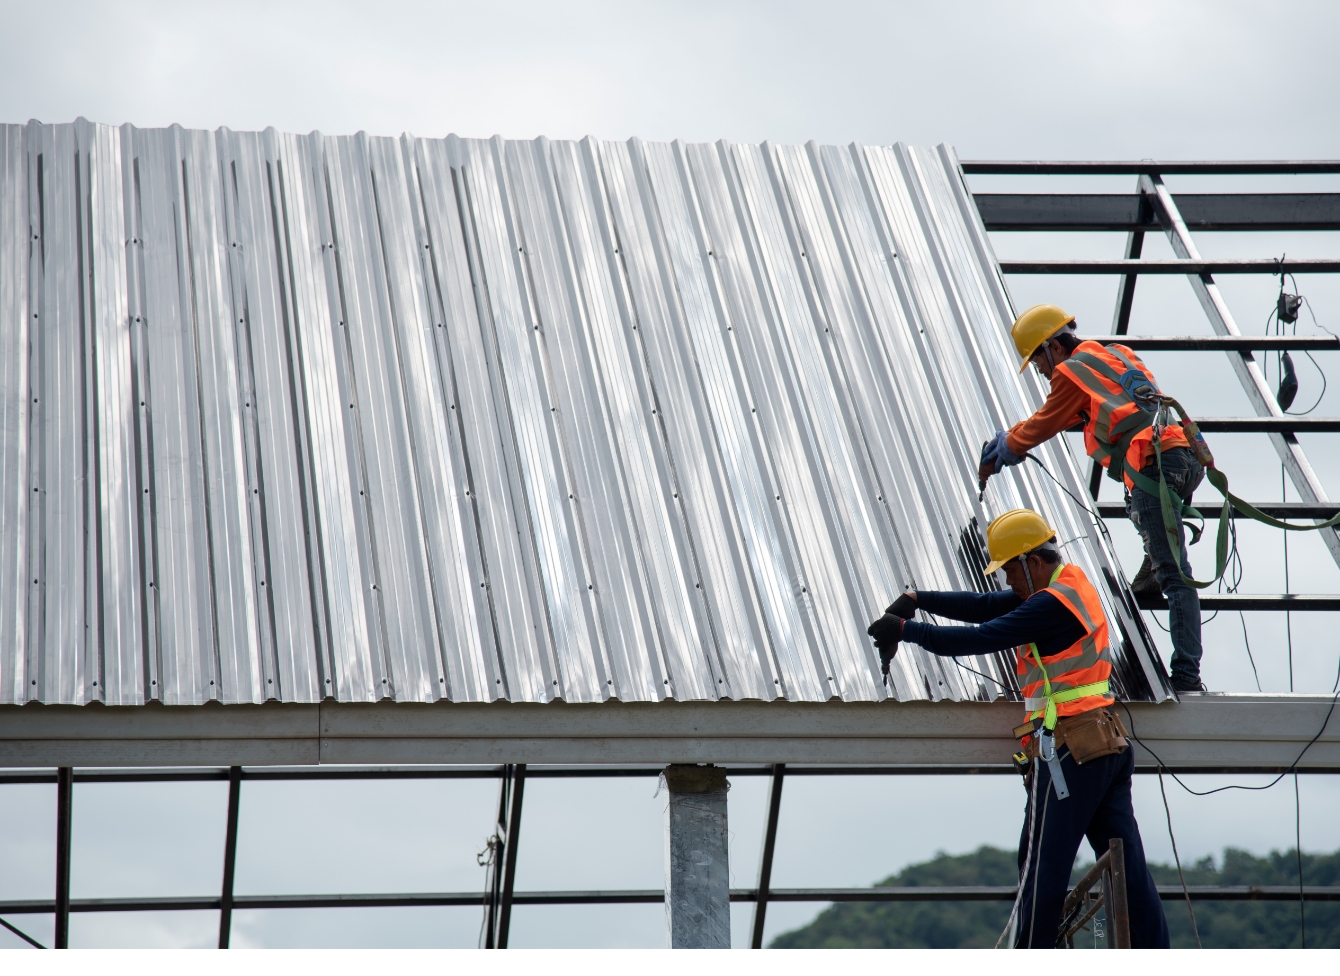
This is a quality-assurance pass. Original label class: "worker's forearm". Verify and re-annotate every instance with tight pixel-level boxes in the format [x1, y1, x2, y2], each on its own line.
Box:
[901, 619, 1022, 657]
[913, 589, 1020, 623]
[1004, 372, 1087, 456]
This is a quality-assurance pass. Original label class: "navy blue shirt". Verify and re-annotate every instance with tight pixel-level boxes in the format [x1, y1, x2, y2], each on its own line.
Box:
[901, 585, 1085, 658]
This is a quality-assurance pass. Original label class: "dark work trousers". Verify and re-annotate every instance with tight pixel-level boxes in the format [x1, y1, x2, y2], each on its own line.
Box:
[1013, 743, 1170, 948]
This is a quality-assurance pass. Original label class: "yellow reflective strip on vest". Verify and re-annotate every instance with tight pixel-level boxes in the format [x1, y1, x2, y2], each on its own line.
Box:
[1026, 564, 1108, 731]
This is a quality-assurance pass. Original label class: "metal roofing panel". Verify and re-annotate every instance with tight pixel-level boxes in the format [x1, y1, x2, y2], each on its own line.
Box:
[0, 120, 1171, 706]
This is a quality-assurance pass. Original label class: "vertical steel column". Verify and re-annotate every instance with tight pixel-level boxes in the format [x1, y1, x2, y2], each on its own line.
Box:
[1142, 174, 1340, 569]
[217, 766, 242, 949]
[54, 767, 72, 949]
[749, 763, 785, 949]
[1093, 210, 1148, 499]
[483, 765, 509, 949]
[496, 763, 525, 949]
[484, 764, 525, 949]
[664, 764, 731, 949]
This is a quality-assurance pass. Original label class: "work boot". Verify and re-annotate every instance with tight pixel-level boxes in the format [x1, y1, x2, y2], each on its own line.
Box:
[1130, 555, 1162, 598]
[1170, 676, 1207, 693]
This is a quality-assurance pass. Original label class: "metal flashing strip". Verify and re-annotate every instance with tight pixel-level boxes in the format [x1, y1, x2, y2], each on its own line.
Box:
[1, 122, 1163, 707]
[0, 694, 1335, 767]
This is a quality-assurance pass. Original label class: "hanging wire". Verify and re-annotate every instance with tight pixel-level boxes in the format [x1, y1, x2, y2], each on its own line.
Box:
[1117, 649, 1340, 799]
[1268, 264, 1330, 416]
[1295, 771, 1306, 947]
[1156, 765, 1201, 948]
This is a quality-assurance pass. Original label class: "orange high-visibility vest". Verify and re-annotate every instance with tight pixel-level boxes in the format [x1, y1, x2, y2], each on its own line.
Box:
[1017, 563, 1114, 728]
[1054, 340, 1189, 490]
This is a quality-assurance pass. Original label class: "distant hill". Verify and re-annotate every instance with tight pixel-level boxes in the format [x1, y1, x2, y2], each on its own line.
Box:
[769, 845, 1340, 949]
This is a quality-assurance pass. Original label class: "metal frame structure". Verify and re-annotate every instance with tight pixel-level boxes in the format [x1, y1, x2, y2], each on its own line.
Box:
[968, 158, 1340, 581]
[2, 761, 1339, 950]
[4, 157, 1339, 950]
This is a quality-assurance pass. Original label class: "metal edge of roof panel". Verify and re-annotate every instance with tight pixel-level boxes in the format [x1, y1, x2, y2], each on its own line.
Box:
[0, 120, 1172, 707]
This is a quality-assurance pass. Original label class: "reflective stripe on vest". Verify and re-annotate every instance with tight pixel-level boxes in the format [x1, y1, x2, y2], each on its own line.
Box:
[1054, 341, 1186, 488]
[1016, 563, 1114, 729]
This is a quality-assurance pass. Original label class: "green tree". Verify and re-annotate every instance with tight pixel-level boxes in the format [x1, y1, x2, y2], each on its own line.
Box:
[770, 845, 1340, 949]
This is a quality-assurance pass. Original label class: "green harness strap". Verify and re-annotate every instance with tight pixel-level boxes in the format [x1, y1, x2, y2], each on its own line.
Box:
[1135, 401, 1340, 590]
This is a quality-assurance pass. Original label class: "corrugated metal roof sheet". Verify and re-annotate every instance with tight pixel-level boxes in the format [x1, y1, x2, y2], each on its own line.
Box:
[0, 119, 1170, 706]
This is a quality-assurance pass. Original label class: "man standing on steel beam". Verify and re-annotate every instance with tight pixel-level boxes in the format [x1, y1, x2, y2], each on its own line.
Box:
[978, 304, 1206, 693]
[867, 508, 1170, 949]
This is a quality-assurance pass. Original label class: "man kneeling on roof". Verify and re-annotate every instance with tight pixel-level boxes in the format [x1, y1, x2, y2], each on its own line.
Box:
[867, 508, 1170, 949]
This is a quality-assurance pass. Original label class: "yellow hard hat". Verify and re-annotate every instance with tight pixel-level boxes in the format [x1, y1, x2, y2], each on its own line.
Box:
[1011, 304, 1076, 373]
[983, 509, 1058, 575]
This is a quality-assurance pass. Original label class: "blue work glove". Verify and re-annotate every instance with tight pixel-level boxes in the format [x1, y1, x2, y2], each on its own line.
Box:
[980, 429, 1024, 475]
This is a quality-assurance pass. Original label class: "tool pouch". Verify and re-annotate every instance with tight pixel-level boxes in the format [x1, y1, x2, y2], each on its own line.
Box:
[1055, 707, 1128, 764]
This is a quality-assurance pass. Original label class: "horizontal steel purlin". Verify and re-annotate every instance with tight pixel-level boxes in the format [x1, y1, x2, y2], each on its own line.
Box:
[976, 193, 1340, 232]
[962, 160, 1340, 175]
[1000, 259, 1340, 274]
[1085, 336, 1340, 351]
[1135, 595, 1340, 612]
[1096, 502, 1340, 520]
[1, 695, 1338, 768]
[0, 885, 1336, 915]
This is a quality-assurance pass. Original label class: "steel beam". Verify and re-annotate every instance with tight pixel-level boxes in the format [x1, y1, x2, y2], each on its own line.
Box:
[54, 767, 72, 949]
[975, 193, 1340, 231]
[2, 884, 1338, 917]
[1136, 594, 1340, 612]
[663, 764, 731, 948]
[218, 766, 242, 949]
[1096, 501, 1340, 520]
[496, 763, 525, 949]
[1180, 418, 1340, 433]
[963, 161, 1340, 175]
[4, 696, 1340, 768]
[1002, 258, 1340, 274]
[1088, 336, 1340, 352]
[1140, 173, 1340, 570]
[749, 763, 785, 949]
[4, 761, 1340, 788]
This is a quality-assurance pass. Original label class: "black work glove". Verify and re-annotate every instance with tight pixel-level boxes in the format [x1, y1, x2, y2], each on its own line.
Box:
[866, 613, 905, 679]
[868, 593, 916, 683]
[886, 593, 917, 619]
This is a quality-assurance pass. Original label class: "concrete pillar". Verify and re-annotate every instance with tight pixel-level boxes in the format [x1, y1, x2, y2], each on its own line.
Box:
[663, 763, 730, 948]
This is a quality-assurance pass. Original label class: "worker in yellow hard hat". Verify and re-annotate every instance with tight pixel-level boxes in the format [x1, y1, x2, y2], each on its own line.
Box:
[866, 509, 1170, 948]
[978, 304, 1206, 693]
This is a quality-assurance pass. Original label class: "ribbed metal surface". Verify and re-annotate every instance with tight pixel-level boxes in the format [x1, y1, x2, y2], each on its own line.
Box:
[0, 120, 1169, 706]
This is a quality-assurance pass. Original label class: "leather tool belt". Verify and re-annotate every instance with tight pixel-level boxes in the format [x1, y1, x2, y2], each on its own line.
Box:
[1013, 706, 1129, 766]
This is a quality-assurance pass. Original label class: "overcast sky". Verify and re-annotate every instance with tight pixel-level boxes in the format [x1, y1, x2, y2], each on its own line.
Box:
[1, 0, 1339, 950]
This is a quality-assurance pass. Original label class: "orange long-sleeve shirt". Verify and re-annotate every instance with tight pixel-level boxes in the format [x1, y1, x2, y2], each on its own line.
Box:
[1006, 366, 1188, 473]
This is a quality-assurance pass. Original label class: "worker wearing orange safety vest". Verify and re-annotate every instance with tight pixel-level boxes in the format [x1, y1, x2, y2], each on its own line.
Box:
[867, 509, 1170, 948]
[978, 305, 1205, 693]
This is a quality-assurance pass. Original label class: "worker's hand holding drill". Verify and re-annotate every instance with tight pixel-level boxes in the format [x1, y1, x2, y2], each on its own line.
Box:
[978, 429, 1024, 492]
[867, 591, 917, 682]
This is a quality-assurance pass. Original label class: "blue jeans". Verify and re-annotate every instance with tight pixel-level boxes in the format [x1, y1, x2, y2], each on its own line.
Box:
[1126, 447, 1205, 684]
[1014, 742, 1170, 949]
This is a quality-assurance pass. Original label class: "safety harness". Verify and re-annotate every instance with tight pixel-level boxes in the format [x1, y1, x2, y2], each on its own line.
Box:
[1062, 347, 1340, 589]
[1015, 563, 1111, 801]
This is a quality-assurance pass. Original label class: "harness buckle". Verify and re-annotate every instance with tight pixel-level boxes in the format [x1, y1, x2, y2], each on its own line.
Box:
[1038, 729, 1070, 800]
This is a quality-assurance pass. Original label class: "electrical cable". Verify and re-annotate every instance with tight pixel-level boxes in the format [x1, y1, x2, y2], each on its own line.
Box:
[1023, 453, 1117, 552]
[1116, 650, 1340, 798]
[1155, 765, 1201, 948]
[1267, 267, 1331, 416]
[1238, 610, 1263, 692]
[952, 659, 1012, 694]
[1026, 784, 1052, 948]
[997, 756, 1040, 949]
[1295, 771, 1306, 947]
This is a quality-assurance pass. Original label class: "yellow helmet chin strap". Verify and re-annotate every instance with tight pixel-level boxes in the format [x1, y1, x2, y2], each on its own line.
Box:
[1017, 553, 1035, 596]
